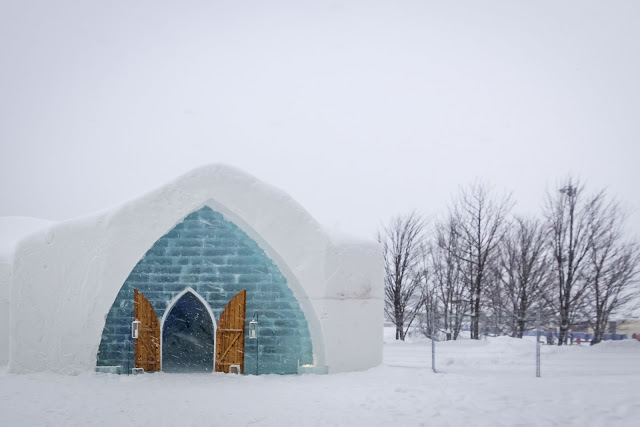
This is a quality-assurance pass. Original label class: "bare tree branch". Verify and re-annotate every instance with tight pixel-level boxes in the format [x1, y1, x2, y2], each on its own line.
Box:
[380, 212, 427, 341]
[451, 181, 513, 339]
[546, 177, 606, 345]
[494, 217, 552, 337]
[582, 201, 640, 344]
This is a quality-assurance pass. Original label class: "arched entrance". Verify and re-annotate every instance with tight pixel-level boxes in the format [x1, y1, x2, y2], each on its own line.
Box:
[161, 290, 215, 373]
[97, 206, 315, 375]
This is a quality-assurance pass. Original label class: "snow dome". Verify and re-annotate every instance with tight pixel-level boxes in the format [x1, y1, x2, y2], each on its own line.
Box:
[4, 165, 383, 375]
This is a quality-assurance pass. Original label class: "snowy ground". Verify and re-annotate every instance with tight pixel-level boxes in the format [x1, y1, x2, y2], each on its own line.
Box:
[385, 328, 640, 378]
[1, 333, 639, 426]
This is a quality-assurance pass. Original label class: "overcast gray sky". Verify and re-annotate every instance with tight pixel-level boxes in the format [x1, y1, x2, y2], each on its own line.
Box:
[1, 0, 639, 240]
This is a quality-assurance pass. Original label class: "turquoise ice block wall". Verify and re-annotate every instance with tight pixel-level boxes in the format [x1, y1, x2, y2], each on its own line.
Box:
[96, 206, 313, 374]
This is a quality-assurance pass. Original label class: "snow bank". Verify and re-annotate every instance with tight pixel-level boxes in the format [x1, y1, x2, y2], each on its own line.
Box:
[8, 164, 383, 374]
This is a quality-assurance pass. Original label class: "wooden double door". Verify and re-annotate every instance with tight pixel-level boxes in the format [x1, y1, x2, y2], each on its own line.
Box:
[133, 289, 246, 373]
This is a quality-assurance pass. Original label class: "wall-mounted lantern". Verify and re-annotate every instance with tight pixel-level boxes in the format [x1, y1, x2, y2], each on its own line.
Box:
[249, 313, 258, 339]
[250, 311, 259, 375]
[132, 319, 141, 339]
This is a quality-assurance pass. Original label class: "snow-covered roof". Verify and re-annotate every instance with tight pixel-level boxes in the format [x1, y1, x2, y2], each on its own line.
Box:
[0, 217, 54, 264]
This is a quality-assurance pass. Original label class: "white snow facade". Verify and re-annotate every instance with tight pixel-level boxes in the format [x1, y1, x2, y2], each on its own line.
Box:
[4, 165, 383, 374]
[0, 217, 53, 365]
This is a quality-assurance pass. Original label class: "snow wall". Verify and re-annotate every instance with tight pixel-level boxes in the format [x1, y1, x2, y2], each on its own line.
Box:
[8, 164, 383, 374]
[0, 217, 53, 366]
[0, 262, 10, 365]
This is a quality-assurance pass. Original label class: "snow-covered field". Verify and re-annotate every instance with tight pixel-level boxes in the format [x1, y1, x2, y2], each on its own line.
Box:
[1, 333, 639, 427]
[385, 328, 640, 378]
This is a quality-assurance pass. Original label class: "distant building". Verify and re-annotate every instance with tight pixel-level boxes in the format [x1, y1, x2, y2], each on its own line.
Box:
[614, 319, 640, 338]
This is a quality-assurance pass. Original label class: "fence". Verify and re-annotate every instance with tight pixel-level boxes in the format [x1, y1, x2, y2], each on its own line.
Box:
[383, 316, 640, 378]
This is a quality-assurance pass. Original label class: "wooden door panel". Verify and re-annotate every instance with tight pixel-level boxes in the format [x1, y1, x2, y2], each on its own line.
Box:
[215, 289, 246, 373]
[134, 289, 161, 372]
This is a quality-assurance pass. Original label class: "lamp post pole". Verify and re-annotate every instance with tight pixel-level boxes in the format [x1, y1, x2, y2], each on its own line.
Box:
[431, 309, 436, 373]
[536, 306, 541, 378]
[558, 184, 575, 346]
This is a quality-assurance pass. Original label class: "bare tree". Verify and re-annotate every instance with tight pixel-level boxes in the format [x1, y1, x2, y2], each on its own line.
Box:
[484, 265, 511, 336]
[380, 212, 427, 341]
[419, 253, 439, 340]
[545, 178, 603, 345]
[583, 202, 640, 344]
[496, 217, 551, 338]
[452, 181, 513, 339]
[429, 215, 469, 340]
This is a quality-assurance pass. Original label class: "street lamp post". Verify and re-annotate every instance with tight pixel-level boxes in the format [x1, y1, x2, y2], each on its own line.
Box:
[557, 183, 576, 346]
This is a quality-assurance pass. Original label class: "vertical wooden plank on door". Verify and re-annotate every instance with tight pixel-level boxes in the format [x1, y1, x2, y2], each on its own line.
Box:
[215, 289, 247, 373]
[134, 289, 161, 371]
